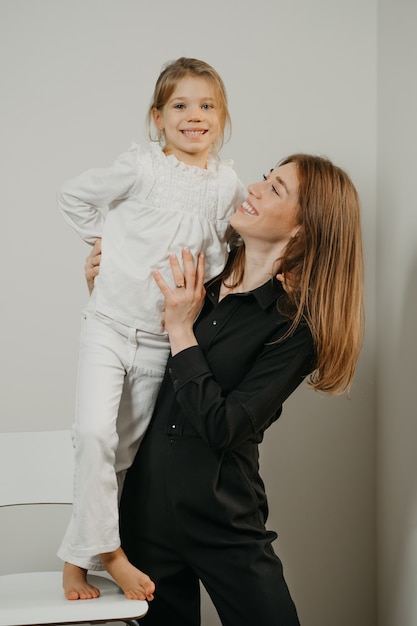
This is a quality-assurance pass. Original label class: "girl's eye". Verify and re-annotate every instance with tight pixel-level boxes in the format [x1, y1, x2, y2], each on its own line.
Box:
[174, 104, 185, 110]
[202, 103, 212, 110]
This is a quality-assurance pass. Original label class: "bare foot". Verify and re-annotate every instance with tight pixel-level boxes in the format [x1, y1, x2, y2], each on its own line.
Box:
[101, 547, 155, 601]
[63, 562, 100, 600]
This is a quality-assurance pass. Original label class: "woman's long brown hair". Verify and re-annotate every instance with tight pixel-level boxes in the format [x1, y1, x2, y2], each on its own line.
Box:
[222, 154, 364, 396]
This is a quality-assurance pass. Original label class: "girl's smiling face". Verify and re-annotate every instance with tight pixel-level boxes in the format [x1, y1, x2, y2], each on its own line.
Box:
[152, 76, 222, 168]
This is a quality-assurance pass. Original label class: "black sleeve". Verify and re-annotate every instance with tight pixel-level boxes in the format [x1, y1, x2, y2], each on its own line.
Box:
[167, 324, 314, 451]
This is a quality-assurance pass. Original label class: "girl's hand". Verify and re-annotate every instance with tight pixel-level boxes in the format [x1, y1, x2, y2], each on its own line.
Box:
[85, 238, 102, 294]
[152, 248, 206, 356]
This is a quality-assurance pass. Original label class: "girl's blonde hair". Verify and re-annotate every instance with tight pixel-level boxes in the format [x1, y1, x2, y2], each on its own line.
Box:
[147, 57, 231, 152]
[223, 154, 365, 396]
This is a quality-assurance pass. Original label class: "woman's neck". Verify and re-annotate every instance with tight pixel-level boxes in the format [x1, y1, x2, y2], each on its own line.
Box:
[220, 244, 285, 299]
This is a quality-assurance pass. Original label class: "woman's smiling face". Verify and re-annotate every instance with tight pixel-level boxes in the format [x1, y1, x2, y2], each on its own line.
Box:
[231, 162, 300, 246]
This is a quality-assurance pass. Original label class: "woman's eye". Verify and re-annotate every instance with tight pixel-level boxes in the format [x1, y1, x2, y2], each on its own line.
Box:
[263, 174, 279, 195]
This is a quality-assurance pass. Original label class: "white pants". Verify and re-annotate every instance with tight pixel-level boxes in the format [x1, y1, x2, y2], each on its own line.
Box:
[57, 310, 170, 570]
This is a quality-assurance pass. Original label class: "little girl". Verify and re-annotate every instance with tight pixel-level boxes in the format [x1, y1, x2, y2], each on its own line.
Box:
[57, 57, 246, 602]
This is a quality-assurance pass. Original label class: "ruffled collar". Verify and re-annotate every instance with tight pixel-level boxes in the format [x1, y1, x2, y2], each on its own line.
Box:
[149, 141, 219, 176]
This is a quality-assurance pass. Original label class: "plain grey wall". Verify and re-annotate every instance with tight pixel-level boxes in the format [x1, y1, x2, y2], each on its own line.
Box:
[377, 1, 417, 625]
[1, 1, 377, 625]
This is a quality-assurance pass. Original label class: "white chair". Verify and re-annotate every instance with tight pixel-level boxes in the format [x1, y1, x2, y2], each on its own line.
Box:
[0, 430, 148, 626]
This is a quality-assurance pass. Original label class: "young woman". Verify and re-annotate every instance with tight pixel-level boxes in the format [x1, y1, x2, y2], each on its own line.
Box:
[115, 153, 364, 625]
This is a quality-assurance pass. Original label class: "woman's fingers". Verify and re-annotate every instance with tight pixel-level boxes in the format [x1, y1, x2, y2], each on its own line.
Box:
[152, 248, 205, 302]
[180, 247, 205, 292]
[154, 248, 204, 293]
[90, 238, 102, 258]
[180, 247, 195, 288]
[85, 239, 102, 270]
[195, 251, 205, 293]
[152, 249, 205, 349]
[168, 252, 187, 289]
[85, 238, 102, 293]
[151, 267, 171, 296]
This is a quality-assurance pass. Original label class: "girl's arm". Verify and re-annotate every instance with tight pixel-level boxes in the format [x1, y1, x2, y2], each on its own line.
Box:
[58, 146, 139, 245]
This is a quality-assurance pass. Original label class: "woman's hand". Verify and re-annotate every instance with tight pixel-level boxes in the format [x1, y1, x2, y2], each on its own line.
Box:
[152, 247, 206, 356]
[276, 270, 297, 294]
[85, 238, 102, 294]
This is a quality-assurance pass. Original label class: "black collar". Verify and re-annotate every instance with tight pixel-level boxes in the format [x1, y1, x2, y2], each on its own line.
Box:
[206, 275, 284, 311]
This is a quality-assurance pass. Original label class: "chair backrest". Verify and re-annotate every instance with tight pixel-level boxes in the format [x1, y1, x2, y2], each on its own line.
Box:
[0, 430, 74, 507]
[0, 432, 149, 624]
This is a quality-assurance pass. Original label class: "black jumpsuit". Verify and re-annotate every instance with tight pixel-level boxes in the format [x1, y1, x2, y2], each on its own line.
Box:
[120, 272, 315, 626]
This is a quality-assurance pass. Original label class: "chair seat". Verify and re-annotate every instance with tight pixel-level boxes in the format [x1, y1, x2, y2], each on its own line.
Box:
[0, 571, 148, 626]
